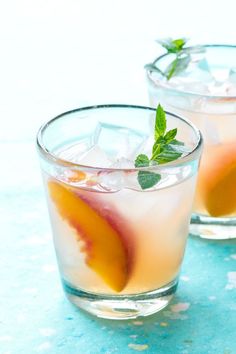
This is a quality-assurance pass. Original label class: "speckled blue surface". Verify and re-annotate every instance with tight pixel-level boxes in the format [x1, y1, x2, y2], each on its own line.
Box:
[1, 140, 236, 354]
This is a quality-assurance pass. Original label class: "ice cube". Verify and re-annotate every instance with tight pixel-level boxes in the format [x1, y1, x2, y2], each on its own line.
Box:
[226, 84, 236, 96]
[166, 55, 214, 94]
[197, 58, 210, 71]
[77, 145, 112, 168]
[98, 171, 125, 191]
[226, 68, 236, 95]
[206, 68, 236, 96]
[228, 68, 236, 84]
[111, 157, 134, 169]
[98, 158, 133, 191]
[211, 68, 230, 83]
[207, 80, 236, 96]
[184, 81, 210, 95]
[92, 122, 148, 160]
[99, 169, 140, 191]
[188, 51, 206, 65]
[98, 158, 140, 191]
[58, 139, 91, 162]
[112, 158, 139, 190]
[168, 76, 210, 94]
[134, 136, 154, 156]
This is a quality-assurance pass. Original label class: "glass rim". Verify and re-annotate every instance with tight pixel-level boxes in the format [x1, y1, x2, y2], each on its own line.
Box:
[36, 104, 203, 172]
[147, 44, 236, 100]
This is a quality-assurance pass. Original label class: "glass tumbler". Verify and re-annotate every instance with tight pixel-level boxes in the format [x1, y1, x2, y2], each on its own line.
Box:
[37, 104, 202, 319]
[147, 45, 236, 239]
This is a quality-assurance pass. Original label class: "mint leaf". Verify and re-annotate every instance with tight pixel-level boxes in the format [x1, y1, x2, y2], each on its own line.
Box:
[171, 139, 184, 146]
[138, 171, 161, 190]
[152, 140, 162, 159]
[165, 55, 190, 80]
[155, 104, 166, 139]
[154, 145, 182, 164]
[154, 136, 166, 145]
[135, 154, 149, 167]
[165, 58, 178, 80]
[172, 38, 187, 52]
[164, 128, 177, 143]
[156, 38, 188, 54]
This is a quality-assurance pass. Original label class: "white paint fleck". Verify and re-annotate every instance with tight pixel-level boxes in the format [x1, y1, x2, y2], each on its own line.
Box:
[160, 322, 168, 327]
[128, 344, 149, 351]
[36, 342, 51, 352]
[208, 296, 216, 301]
[163, 310, 188, 320]
[132, 321, 143, 326]
[180, 275, 190, 282]
[130, 335, 138, 339]
[230, 254, 236, 260]
[42, 264, 57, 273]
[171, 303, 190, 313]
[39, 328, 56, 337]
[225, 272, 236, 290]
[0, 336, 12, 342]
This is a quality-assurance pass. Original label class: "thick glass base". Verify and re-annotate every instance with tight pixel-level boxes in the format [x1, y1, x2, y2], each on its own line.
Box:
[62, 278, 178, 320]
[190, 213, 236, 239]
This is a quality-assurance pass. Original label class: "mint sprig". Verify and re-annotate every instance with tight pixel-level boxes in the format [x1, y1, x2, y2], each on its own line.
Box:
[135, 104, 184, 190]
[145, 37, 205, 80]
[157, 38, 187, 53]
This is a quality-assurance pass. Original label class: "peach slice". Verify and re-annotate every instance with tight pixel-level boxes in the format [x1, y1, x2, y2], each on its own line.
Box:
[197, 142, 236, 217]
[48, 180, 133, 292]
[63, 170, 97, 187]
[64, 170, 86, 183]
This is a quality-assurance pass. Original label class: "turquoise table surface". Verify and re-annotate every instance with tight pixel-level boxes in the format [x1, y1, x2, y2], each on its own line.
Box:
[1, 140, 236, 354]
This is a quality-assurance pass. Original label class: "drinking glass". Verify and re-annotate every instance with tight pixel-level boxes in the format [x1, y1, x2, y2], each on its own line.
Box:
[146, 45, 236, 239]
[37, 104, 202, 319]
